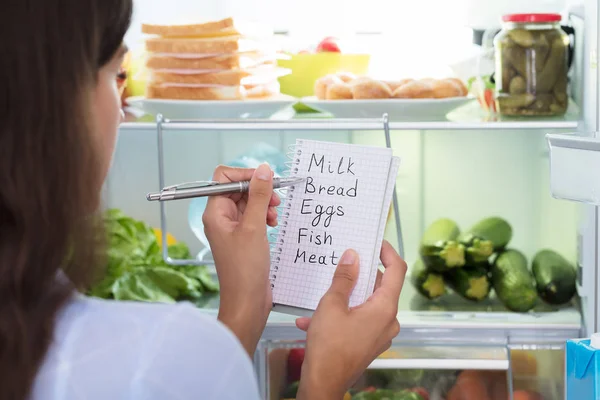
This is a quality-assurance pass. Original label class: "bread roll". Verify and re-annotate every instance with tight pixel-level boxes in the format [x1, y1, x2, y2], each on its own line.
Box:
[326, 82, 353, 100]
[419, 78, 437, 86]
[314, 74, 343, 100]
[384, 78, 413, 91]
[350, 76, 372, 85]
[392, 80, 434, 99]
[350, 78, 392, 99]
[445, 78, 468, 96]
[336, 71, 357, 83]
[431, 79, 463, 98]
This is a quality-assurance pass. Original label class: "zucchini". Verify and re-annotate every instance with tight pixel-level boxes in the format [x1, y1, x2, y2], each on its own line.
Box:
[411, 259, 446, 299]
[419, 218, 465, 272]
[444, 264, 491, 301]
[459, 217, 513, 263]
[491, 249, 537, 312]
[532, 249, 577, 305]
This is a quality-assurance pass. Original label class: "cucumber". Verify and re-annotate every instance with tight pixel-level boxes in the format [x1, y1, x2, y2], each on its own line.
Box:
[459, 217, 513, 263]
[411, 259, 446, 300]
[419, 218, 465, 272]
[444, 264, 491, 301]
[491, 249, 537, 312]
[532, 249, 577, 305]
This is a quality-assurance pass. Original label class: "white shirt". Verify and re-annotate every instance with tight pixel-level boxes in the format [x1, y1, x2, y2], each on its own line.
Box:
[31, 295, 261, 400]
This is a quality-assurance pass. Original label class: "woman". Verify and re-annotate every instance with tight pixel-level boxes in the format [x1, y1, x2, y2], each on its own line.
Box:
[0, 1, 407, 399]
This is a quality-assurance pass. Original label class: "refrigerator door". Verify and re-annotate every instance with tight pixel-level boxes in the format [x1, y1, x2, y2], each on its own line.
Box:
[547, 133, 600, 334]
[546, 0, 600, 336]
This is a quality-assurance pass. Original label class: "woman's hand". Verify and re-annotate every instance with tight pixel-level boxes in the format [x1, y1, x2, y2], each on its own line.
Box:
[203, 164, 280, 356]
[296, 241, 407, 400]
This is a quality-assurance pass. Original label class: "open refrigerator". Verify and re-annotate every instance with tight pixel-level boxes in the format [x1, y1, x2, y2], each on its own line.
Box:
[103, 1, 600, 399]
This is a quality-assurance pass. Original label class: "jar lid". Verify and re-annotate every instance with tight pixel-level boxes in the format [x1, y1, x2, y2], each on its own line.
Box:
[502, 13, 562, 23]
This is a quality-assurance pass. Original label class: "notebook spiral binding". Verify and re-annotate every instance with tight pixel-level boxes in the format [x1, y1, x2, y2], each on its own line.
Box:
[268, 143, 302, 290]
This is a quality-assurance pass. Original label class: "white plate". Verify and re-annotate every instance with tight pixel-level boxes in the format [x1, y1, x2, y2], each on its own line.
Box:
[301, 96, 475, 121]
[126, 95, 297, 119]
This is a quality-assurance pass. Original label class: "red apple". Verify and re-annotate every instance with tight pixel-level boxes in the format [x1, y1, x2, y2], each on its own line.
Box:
[316, 36, 341, 53]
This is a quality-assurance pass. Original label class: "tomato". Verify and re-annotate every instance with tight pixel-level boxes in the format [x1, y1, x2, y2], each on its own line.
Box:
[316, 37, 341, 53]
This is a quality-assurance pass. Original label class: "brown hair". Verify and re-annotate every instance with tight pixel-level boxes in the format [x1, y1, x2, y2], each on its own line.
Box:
[0, 1, 132, 398]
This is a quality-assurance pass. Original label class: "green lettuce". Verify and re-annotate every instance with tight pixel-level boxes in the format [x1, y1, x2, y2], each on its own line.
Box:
[466, 75, 495, 91]
[88, 208, 219, 304]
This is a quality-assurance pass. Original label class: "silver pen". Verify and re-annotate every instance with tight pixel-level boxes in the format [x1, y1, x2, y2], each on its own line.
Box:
[146, 176, 305, 202]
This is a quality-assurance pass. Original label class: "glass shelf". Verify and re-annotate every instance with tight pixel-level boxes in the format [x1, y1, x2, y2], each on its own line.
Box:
[121, 98, 579, 132]
[194, 277, 581, 345]
[114, 102, 582, 347]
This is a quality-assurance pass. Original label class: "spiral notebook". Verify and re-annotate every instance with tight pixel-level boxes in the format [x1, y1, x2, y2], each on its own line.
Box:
[270, 139, 401, 316]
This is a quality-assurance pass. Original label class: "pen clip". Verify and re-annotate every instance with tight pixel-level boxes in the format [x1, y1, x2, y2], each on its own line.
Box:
[161, 180, 219, 193]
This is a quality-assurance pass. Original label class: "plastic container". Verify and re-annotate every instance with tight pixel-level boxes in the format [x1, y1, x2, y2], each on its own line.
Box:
[566, 334, 600, 399]
[277, 53, 370, 111]
[494, 13, 570, 116]
[267, 342, 565, 400]
[187, 143, 288, 261]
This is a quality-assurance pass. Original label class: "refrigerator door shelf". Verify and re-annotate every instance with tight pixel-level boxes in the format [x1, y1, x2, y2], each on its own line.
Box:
[369, 345, 509, 371]
[547, 133, 600, 205]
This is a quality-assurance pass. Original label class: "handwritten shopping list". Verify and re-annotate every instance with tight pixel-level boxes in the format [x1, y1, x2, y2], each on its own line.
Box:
[272, 140, 392, 310]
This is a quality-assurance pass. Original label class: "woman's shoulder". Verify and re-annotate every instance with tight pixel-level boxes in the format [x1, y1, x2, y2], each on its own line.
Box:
[66, 295, 219, 327]
[33, 296, 260, 399]
[58, 295, 244, 355]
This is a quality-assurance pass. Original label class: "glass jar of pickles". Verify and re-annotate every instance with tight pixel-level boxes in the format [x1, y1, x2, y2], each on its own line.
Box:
[494, 13, 570, 116]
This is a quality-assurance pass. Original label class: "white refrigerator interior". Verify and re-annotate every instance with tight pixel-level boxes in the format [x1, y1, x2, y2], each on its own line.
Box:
[103, 0, 600, 398]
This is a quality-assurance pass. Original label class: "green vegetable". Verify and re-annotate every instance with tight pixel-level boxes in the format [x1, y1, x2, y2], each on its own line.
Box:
[89, 208, 219, 304]
[459, 217, 512, 264]
[398, 392, 424, 400]
[533, 32, 551, 72]
[536, 37, 566, 93]
[466, 75, 495, 92]
[419, 218, 465, 272]
[281, 381, 299, 398]
[351, 389, 423, 400]
[507, 29, 535, 47]
[365, 369, 426, 389]
[444, 264, 491, 301]
[508, 76, 526, 95]
[411, 259, 446, 299]
[491, 249, 537, 312]
[532, 249, 577, 305]
[495, 27, 569, 116]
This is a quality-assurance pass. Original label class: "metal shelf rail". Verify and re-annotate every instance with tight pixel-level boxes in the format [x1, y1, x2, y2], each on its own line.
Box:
[153, 113, 404, 266]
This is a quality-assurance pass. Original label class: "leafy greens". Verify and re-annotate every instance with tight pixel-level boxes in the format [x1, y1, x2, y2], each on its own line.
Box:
[88, 208, 219, 304]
